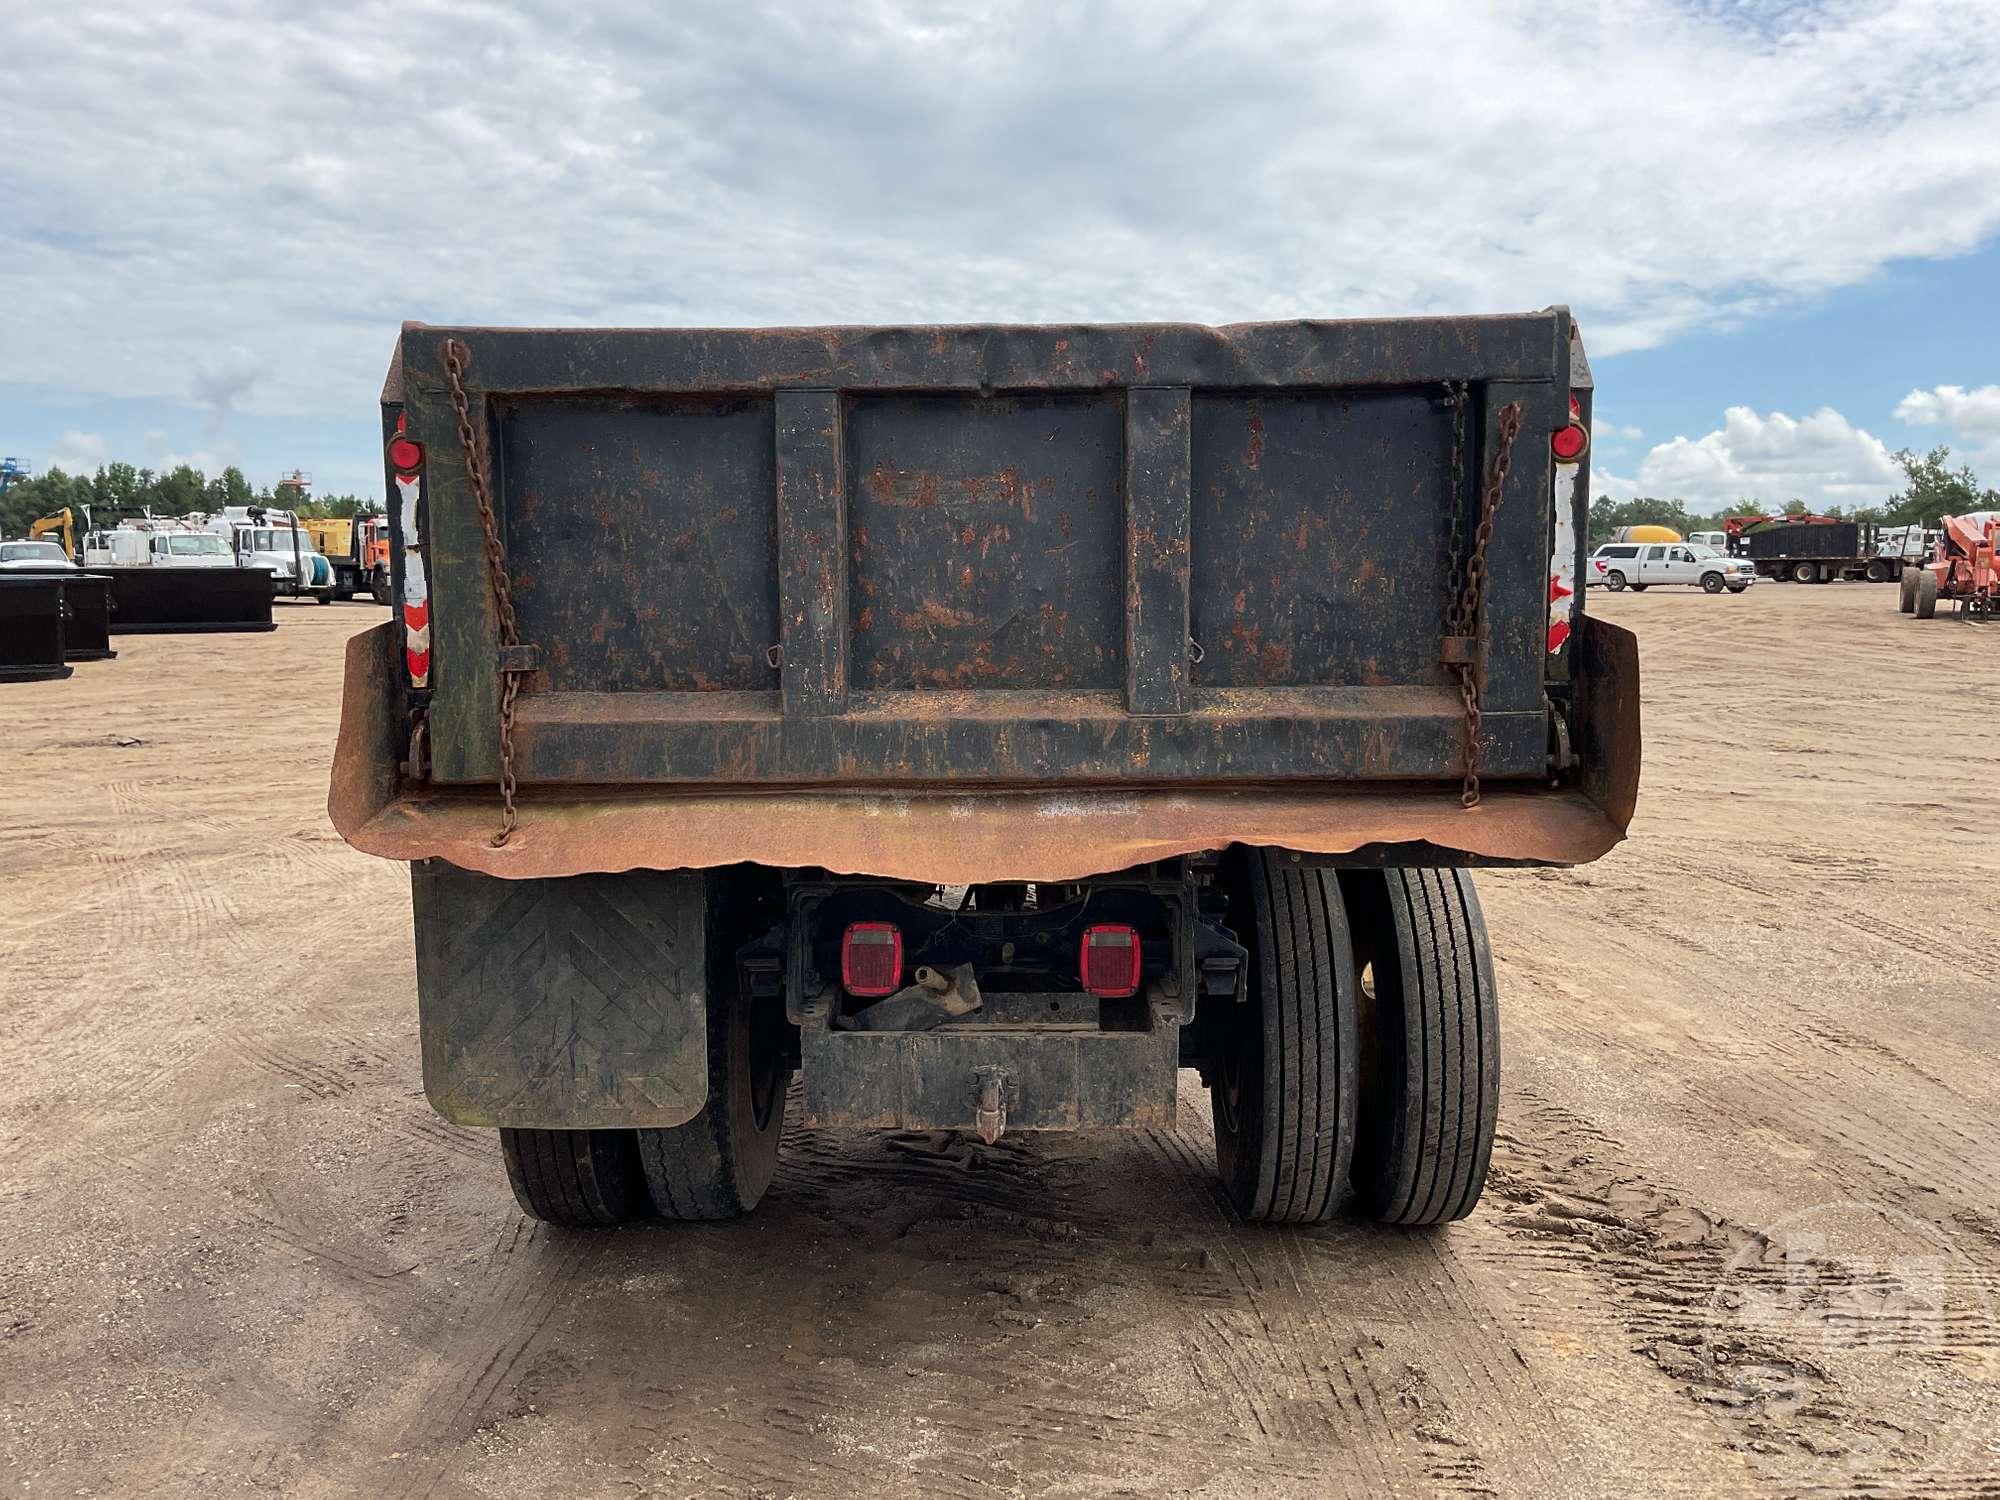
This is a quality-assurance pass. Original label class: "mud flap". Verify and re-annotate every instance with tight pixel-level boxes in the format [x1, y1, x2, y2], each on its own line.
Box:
[412, 863, 710, 1129]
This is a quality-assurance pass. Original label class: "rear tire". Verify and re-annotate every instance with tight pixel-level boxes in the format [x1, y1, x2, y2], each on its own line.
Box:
[1915, 568, 1938, 618]
[500, 1128, 651, 1227]
[1790, 561, 1816, 584]
[1209, 849, 1357, 1224]
[1900, 567, 1919, 613]
[1605, 570, 1627, 592]
[1338, 868, 1499, 1227]
[1865, 559, 1890, 583]
[637, 875, 791, 1220]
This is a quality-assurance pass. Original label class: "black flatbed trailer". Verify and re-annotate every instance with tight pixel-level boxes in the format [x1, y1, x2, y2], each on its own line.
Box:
[330, 311, 1639, 1233]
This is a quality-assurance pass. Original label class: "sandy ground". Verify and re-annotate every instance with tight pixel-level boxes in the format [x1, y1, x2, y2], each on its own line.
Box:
[2, 584, 1997, 1499]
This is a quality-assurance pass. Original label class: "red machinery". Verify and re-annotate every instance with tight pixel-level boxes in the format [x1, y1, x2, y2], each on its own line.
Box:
[1901, 511, 1999, 619]
[1722, 512, 1844, 536]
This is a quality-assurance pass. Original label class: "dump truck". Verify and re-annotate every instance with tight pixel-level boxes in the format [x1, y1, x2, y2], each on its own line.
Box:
[303, 514, 393, 603]
[1727, 516, 1907, 583]
[329, 313, 1639, 1231]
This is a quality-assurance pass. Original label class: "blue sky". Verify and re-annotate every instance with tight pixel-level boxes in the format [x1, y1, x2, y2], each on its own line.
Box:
[1591, 238, 2000, 504]
[5, 0, 1999, 511]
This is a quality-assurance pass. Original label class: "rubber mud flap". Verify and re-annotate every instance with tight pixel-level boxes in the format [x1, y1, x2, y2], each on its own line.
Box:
[1572, 614, 1640, 834]
[412, 864, 710, 1129]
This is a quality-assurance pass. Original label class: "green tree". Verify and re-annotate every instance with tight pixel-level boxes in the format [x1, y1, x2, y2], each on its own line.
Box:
[152, 464, 207, 515]
[1882, 445, 1998, 527]
[1586, 495, 1705, 547]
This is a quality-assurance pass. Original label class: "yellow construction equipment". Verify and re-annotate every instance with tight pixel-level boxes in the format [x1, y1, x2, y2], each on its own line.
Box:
[28, 509, 76, 561]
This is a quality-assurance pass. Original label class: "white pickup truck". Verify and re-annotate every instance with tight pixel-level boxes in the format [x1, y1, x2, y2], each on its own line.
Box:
[1588, 541, 1757, 593]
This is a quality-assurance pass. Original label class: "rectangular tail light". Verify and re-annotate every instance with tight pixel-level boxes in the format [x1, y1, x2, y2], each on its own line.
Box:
[841, 922, 903, 997]
[1080, 924, 1142, 998]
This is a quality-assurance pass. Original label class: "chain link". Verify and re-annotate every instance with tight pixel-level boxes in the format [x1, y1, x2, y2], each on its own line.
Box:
[1447, 399, 1524, 809]
[441, 337, 524, 847]
[1442, 381, 1469, 632]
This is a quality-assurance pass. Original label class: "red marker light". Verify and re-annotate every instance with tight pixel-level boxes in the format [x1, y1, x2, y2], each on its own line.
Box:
[1080, 924, 1142, 998]
[1552, 423, 1589, 463]
[388, 437, 424, 472]
[841, 922, 903, 997]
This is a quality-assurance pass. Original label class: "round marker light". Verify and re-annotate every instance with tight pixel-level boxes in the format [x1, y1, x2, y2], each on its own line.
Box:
[388, 437, 424, 472]
[1551, 423, 1589, 463]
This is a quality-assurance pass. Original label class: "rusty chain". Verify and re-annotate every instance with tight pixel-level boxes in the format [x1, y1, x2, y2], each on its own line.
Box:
[1445, 399, 1524, 810]
[441, 338, 525, 847]
[1442, 381, 1469, 622]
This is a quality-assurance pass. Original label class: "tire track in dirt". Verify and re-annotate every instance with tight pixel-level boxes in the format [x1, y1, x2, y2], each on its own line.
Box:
[1470, 1089, 2000, 1495]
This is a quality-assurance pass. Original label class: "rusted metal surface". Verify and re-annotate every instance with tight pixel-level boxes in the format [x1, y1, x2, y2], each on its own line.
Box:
[330, 617, 1639, 882]
[800, 990, 1179, 1133]
[393, 315, 1575, 789]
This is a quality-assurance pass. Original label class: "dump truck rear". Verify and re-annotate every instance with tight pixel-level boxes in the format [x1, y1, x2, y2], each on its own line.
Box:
[330, 312, 1638, 1229]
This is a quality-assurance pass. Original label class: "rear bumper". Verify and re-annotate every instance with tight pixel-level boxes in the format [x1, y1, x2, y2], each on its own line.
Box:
[329, 616, 1640, 882]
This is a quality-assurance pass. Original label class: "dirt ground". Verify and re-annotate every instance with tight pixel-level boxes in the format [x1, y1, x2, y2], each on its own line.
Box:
[2, 583, 1997, 1499]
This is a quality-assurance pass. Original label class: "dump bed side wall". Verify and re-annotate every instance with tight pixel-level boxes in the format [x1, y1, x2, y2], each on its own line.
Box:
[387, 317, 1573, 790]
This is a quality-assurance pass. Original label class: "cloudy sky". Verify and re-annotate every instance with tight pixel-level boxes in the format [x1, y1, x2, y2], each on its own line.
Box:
[4, 0, 1999, 508]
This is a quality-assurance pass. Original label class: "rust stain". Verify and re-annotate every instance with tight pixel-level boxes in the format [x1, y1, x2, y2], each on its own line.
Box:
[1244, 414, 1264, 471]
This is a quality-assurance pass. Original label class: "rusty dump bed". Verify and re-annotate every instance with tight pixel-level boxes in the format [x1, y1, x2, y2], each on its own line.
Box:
[332, 313, 1638, 882]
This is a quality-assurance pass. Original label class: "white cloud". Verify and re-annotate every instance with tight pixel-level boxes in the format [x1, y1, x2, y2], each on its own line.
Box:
[48, 430, 108, 474]
[1894, 384, 2000, 462]
[1636, 406, 1901, 509]
[1, 0, 1998, 431]
[158, 450, 227, 476]
[1593, 466, 1640, 504]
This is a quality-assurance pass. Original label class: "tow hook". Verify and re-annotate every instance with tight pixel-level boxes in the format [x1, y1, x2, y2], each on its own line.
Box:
[973, 1067, 1009, 1146]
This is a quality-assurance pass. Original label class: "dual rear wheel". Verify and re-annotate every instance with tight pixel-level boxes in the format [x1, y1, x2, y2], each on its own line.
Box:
[1209, 850, 1499, 1228]
[499, 887, 790, 1229]
[500, 849, 1501, 1233]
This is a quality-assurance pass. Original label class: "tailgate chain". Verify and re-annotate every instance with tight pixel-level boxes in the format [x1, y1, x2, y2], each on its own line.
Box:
[441, 337, 525, 847]
[1442, 397, 1524, 809]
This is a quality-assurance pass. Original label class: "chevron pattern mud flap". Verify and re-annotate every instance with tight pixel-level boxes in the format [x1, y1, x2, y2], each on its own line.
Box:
[411, 862, 709, 1129]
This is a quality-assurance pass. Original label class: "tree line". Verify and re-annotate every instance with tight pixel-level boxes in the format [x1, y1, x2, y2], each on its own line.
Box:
[0, 461, 379, 541]
[1588, 445, 1997, 547]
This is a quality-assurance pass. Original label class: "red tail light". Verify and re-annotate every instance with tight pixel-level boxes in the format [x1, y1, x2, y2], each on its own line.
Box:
[1080, 924, 1142, 998]
[1552, 393, 1588, 463]
[841, 922, 903, 997]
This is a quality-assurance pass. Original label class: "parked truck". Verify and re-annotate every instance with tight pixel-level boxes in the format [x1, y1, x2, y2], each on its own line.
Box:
[329, 313, 1639, 1231]
[302, 514, 393, 603]
[1726, 516, 1908, 583]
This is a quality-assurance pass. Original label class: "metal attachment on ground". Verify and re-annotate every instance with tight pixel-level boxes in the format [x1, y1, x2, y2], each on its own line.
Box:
[441, 337, 525, 846]
[1444, 400, 1525, 809]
